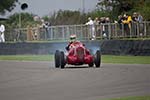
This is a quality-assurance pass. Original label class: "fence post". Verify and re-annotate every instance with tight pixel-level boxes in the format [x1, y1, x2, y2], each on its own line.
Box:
[144, 22, 147, 37]
[122, 24, 124, 37]
[108, 23, 111, 39]
[62, 26, 65, 40]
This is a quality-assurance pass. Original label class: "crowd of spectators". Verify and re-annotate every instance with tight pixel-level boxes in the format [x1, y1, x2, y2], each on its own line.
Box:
[1, 12, 145, 42]
[117, 12, 143, 37]
[85, 16, 111, 40]
[26, 18, 51, 41]
[85, 12, 144, 40]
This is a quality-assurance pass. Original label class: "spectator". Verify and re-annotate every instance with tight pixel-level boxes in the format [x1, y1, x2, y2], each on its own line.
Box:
[104, 17, 110, 39]
[94, 17, 100, 38]
[137, 13, 143, 23]
[117, 15, 124, 29]
[41, 19, 51, 39]
[132, 12, 144, 37]
[99, 17, 106, 38]
[122, 14, 132, 37]
[46, 21, 51, 39]
[33, 24, 40, 40]
[132, 12, 138, 22]
[27, 25, 33, 41]
[116, 15, 125, 37]
[99, 17, 110, 39]
[94, 17, 100, 25]
[85, 17, 95, 40]
[137, 13, 144, 36]
[132, 12, 138, 37]
[0, 24, 5, 42]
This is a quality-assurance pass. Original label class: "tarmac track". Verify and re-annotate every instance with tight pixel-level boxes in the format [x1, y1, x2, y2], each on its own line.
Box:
[0, 61, 150, 100]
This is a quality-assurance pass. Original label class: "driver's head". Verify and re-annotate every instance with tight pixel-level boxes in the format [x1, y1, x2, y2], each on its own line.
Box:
[70, 34, 76, 42]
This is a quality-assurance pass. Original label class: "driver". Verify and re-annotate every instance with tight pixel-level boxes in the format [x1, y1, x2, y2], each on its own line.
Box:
[66, 34, 77, 51]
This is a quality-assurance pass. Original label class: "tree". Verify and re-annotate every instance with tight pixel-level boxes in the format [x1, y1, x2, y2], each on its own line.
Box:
[96, 0, 133, 19]
[0, 0, 18, 15]
[6, 12, 35, 28]
[48, 10, 83, 25]
[137, 0, 150, 21]
[96, 0, 146, 20]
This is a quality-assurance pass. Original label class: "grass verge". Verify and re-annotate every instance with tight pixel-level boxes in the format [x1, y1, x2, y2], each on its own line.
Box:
[104, 95, 150, 100]
[102, 55, 150, 64]
[0, 55, 150, 64]
[0, 55, 53, 61]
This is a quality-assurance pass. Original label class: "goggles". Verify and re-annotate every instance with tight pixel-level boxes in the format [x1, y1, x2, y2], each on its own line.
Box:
[70, 37, 76, 40]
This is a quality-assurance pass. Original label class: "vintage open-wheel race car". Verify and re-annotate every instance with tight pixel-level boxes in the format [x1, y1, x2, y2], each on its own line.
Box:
[54, 41, 101, 69]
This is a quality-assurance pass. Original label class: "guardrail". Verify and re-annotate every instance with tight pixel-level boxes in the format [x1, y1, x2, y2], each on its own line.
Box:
[5, 21, 150, 42]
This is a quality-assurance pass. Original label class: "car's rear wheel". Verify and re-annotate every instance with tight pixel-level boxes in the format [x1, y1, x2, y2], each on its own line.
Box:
[55, 50, 60, 68]
[60, 51, 66, 69]
[94, 50, 101, 68]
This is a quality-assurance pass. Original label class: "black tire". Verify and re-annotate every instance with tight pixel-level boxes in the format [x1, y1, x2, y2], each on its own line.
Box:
[60, 51, 66, 69]
[94, 50, 101, 68]
[54, 50, 60, 68]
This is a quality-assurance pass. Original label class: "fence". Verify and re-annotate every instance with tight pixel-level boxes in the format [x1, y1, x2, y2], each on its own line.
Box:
[5, 21, 150, 42]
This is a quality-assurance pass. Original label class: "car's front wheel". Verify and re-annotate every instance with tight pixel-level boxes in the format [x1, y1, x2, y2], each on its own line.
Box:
[94, 50, 101, 68]
[60, 51, 66, 69]
[55, 50, 60, 68]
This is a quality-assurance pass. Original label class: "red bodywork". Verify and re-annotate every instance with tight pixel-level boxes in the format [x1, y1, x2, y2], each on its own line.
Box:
[66, 41, 94, 65]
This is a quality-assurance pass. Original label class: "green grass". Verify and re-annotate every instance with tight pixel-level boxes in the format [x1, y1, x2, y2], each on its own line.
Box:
[102, 55, 150, 64]
[0, 55, 150, 64]
[104, 95, 150, 100]
[0, 55, 53, 61]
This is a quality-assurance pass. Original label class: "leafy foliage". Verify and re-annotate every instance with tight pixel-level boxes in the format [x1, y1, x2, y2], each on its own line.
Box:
[2, 0, 150, 29]
[138, 0, 150, 21]
[0, 0, 18, 15]
[44, 10, 111, 25]
[96, 0, 150, 20]
[6, 13, 35, 28]
[48, 10, 83, 25]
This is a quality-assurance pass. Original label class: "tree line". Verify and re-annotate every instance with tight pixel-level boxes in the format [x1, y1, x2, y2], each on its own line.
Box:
[0, 0, 150, 28]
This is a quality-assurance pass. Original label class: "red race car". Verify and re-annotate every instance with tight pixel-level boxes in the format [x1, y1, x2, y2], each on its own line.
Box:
[54, 41, 101, 69]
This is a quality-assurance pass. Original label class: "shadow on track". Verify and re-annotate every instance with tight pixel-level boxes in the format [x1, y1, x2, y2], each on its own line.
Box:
[62, 65, 100, 69]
